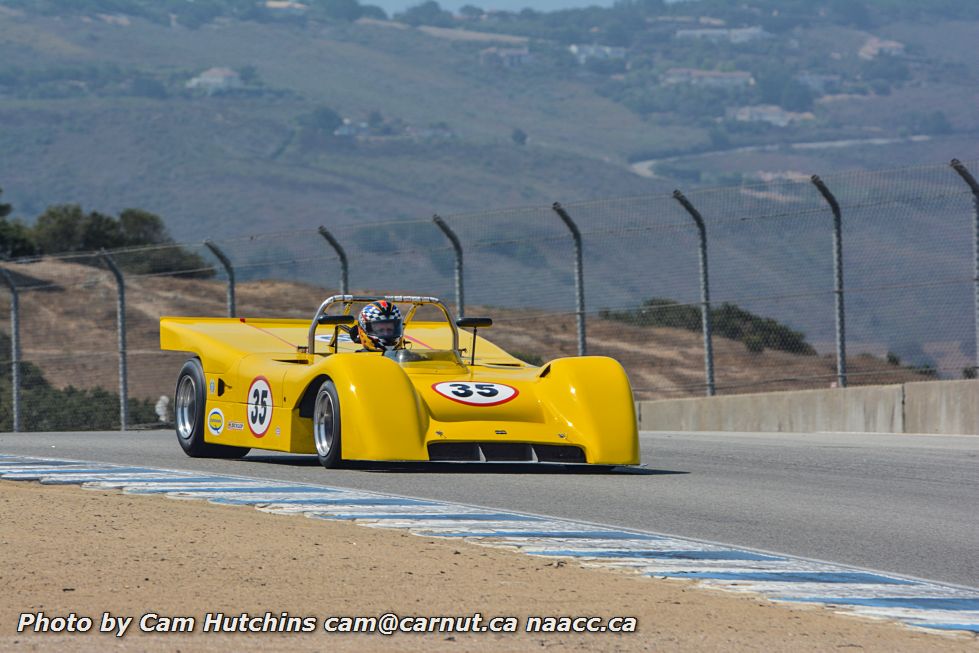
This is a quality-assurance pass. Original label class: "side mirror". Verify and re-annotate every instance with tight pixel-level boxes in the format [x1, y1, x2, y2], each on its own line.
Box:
[319, 314, 355, 326]
[456, 317, 492, 367]
[456, 317, 492, 329]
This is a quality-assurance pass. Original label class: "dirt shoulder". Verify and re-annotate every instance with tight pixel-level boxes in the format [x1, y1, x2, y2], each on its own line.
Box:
[0, 480, 973, 652]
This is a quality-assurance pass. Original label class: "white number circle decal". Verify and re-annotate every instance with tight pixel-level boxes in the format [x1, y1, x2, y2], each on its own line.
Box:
[247, 377, 273, 437]
[432, 382, 518, 406]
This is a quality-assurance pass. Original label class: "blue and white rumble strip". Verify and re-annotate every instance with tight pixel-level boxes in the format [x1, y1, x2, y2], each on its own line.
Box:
[2, 454, 977, 636]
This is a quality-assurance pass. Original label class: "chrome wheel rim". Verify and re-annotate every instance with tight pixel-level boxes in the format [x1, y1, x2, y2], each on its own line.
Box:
[175, 375, 197, 441]
[313, 388, 336, 458]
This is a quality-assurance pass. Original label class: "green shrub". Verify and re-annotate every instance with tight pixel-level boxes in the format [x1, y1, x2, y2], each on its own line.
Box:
[0, 334, 159, 431]
[601, 297, 816, 355]
[28, 205, 214, 278]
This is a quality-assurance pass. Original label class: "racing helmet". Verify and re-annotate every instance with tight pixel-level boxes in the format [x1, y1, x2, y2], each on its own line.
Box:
[357, 300, 403, 350]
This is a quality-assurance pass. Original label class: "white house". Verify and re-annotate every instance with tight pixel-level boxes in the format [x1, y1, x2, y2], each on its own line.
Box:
[859, 36, 905, 60]
[730, 105, 814, 127]
[568, 44, 627, 65]
[265, 1, 308, 16]
[480, 47, 532, 68]
[663, 68, 754, 89]
[676, 26, 770, 44]
[186, 68, 243, 94]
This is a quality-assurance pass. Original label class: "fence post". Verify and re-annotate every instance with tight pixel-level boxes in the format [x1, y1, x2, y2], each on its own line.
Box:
[811, 175, 847, 388]
[672, 190, 716, 396]
[0, 268, 20, 432]
[950, 159, 979, 376]
[318, 226, 349, 295]
[100, 250, 128, 431]
[203, 239, 235, 317]
[552, 202, 586, 356]
[432, 214, 464, 318]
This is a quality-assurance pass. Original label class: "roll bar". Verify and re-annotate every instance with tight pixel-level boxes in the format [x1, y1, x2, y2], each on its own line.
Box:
[307, 295, 458, 356]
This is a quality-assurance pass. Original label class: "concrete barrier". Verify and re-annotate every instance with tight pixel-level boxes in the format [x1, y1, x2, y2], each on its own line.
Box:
[637, 380, 978, 435]
[904, 379, 979, 435]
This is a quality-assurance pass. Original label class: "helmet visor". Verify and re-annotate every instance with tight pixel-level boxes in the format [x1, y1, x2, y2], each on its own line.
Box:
[370, 318, 402, 344]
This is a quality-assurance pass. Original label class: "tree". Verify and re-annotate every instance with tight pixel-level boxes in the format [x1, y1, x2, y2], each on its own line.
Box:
[0, 218, 36, 258]
[30, 204, 211, 275]
[459, 5, 484, 19]
[0, 187, 11, 219]
[80, 211, 125, 251]
[317, 0, 364, 22]
[862, 57, 910, 83]
[828, 0, 871, 28]
[779, 80, 814, 112]
[307, 105, 343, 134]
[119, 209, 168, 246]
[511, 128, 527, 146]
[33, 204, 86, 253]
[359, 4, 387, 19]
[396, 1, 454, 27]
[131, 76, 168, 99]
[237, 65, 261, 86]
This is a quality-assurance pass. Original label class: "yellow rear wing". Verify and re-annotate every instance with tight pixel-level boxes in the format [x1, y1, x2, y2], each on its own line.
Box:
[160, 315, 528, 370]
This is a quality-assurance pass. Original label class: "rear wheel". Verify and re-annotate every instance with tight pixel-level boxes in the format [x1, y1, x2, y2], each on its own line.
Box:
[174, 359, 249, 459]
[312, 378, 343, 468]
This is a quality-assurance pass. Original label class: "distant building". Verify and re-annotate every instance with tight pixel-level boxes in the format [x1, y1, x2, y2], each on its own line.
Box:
[663, 68, 754, 89]
[186, 68, 242, 95]
[859, 36, 905, 60]
[264, 1, 308, 16]
[479, 47, 532, 68]
[333, 119, 370, 138]
[698, 16, 726, 27]
[675, 26, 770, 44]
[795, 72, 842, 94]
[568, 44, 627, 65]
[729, 105, 814, 127]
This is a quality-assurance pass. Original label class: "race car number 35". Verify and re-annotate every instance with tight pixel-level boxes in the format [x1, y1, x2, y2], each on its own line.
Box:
[432, 381, 518, 406]
[247, 377, 273, 437]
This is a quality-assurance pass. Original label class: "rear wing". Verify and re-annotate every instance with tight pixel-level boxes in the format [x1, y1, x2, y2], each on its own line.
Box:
[161, 317, 309, 371]
[161, 296, 531, 369]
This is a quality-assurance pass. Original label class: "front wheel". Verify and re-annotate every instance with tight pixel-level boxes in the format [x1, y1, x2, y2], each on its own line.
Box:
[174, 359, 249, 459]
[312, 378, 343, 468]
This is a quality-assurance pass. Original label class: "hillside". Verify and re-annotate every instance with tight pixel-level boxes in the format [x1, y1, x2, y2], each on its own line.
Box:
[0, 6, 673, 236]
[0, 2, 977, 381]
[2, 3, 979, 240]
[0, 260, 930, 420]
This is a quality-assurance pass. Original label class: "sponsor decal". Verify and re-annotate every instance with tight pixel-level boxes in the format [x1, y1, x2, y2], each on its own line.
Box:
[246, 377, 273, 438]
[206, 408, 224, 435]
[431, 382, 519, 407]
[227, 421, 244, 431]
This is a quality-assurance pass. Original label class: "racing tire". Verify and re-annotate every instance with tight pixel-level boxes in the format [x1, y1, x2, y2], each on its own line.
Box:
[312, 378, 343, 469]
[174, 358, 249, 459]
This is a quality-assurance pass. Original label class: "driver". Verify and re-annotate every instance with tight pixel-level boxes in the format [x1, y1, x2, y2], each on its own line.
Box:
[355, 300, 404, 352]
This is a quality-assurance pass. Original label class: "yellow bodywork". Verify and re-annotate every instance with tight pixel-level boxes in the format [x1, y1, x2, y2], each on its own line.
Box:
[160, 316, 639, 465]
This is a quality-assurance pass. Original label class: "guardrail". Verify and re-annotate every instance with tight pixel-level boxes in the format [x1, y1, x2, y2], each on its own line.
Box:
[637, 379, 979, 435]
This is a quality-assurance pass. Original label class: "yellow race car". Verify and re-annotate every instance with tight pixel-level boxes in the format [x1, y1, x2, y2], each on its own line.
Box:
[160, 295, 638, 468]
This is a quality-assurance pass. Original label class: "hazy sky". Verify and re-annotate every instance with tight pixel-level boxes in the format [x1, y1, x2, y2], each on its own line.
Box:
[371, 1, 616, 14]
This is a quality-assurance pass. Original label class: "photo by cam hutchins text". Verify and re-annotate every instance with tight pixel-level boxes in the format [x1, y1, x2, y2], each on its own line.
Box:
[17, 612, 639, 636]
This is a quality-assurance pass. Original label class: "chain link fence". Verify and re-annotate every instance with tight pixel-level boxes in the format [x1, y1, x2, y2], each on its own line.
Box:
[0, 159, 976, 429]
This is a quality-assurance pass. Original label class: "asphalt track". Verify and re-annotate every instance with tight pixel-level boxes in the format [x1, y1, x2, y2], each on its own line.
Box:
[1, 430, 976, 588]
